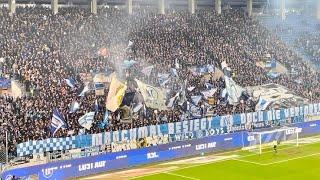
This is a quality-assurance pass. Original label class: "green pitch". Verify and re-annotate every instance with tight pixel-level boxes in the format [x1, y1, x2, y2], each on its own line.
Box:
[135, 137, 320, 180]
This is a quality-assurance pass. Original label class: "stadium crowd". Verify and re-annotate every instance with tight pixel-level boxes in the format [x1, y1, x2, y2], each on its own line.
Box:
[294, 33, 320, 64]
[0, 6, 319, 156]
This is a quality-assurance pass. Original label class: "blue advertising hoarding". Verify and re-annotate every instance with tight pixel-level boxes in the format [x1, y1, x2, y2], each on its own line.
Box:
[3, 119, 320, 180]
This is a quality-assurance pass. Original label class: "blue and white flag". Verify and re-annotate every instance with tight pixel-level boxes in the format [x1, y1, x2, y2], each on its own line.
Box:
[191, 95, 202, 105]
[224, 76, 244, 105]
[265, 59, 276, 68]
[177, 80, 187, 106]
[221, 61, 232, 77]
[267, 71, 280, 79]
[167, 92, 180, 108]
[94, 82, 104, 90]
[51, 109, 67, 136]
[201, 88, 217, 99]
[122, 59, 137, 69]
[99, 110, 109, 129]
[158, 73, 170, 86]
[0, 77, 11, 89]
[103, 110, 109, 124]
[78, 112, 95, 130]
[133, 102, 143, 113]
[160, 77, 171, 87]
[255, 96, 271, 111]
[79, 83, 90, 97]
[65, 78, 76, 89]
[94, 99, 99, 112]
[69, 101, 80, 113]
[175, 59, 180, 69]
[78, 128, 86, 135]
[141, 65, 154, 76]
[190, 104, 202, 118]
[222, 61, 244, 105]
[171, 68, 179, 77]
[205, 82, 214, 89]
[207, 64, 215, 73]
[187, 86, 195, 92]
[127, 40, 133, 48]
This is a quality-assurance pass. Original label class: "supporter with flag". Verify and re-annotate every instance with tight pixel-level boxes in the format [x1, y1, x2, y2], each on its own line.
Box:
[78, 112, 95, 130]
[106, 76, 127, 112]
[50, 109, 68, 136]
[69, 101, 80, 113]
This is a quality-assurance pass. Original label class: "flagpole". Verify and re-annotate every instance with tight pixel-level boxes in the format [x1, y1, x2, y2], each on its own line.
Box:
[5, 130, 8, 164]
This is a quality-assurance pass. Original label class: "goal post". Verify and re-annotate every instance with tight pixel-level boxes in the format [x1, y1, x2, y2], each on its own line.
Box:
[246, 127, 301, 154]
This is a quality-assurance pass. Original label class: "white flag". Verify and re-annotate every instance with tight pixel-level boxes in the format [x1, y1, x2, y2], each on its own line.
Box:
[78, 112, 95, 130]
[141, 65, 154, 76]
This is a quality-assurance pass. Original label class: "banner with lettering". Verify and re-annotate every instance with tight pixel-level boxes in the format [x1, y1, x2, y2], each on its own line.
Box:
[16, 103, 320, 156]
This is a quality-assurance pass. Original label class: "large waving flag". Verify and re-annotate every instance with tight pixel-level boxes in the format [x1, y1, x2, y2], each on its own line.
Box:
[135, 79, 167, 110]
[78, 112, 95, 130]
[255, 96, 271, 111]
[221, 61, 244, 105]
[224, 76, 244, 105]
[106, 76, 127, 112]
[51, 109, 67, 136]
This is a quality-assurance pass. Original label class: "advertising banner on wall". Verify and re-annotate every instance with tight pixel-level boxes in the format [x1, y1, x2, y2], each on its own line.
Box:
[4, 120, 320, 180]
[16, 103, 320, 156]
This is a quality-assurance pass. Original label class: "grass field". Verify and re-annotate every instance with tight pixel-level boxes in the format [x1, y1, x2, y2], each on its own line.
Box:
[81, 136, 320, 180]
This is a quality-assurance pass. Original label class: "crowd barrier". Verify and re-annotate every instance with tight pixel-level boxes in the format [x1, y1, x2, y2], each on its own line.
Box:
[16, 103, 320, 156]
[2, 119, 320, 180]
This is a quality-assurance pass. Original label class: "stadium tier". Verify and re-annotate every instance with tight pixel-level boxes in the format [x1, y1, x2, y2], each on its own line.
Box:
[0, 0, 320, 179]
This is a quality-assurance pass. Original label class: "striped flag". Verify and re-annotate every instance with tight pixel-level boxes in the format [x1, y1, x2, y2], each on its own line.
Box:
[50, 109, 67, 136]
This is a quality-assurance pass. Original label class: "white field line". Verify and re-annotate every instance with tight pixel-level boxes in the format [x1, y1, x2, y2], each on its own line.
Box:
[231, 158, 265, 166]
[128, 148, 279, 180]
[263, 152, 320, 166]
[233, 152, 320, 166]
[128, 137, 320, 180]
[163, 172, 200, 180]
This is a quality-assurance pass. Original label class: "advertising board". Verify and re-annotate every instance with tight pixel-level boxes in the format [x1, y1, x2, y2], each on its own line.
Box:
[3, 120, 320, 180]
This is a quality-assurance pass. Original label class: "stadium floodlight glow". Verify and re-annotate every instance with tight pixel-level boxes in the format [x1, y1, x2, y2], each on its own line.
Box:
[246, 127, 301, 154]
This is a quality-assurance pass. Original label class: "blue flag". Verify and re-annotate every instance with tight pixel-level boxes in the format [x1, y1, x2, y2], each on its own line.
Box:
[50, 109, 67, 136]
[65, 78, 76, 89]
[94, 82, 104, 90]
[94, 99, 99, 112]
[99, 110, 109, 129]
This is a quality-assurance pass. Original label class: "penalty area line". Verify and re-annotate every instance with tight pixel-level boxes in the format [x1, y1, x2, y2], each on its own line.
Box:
[231, 158, 265, 166]
[125, 136, 320, 179]
[263, 152, 320, 166]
